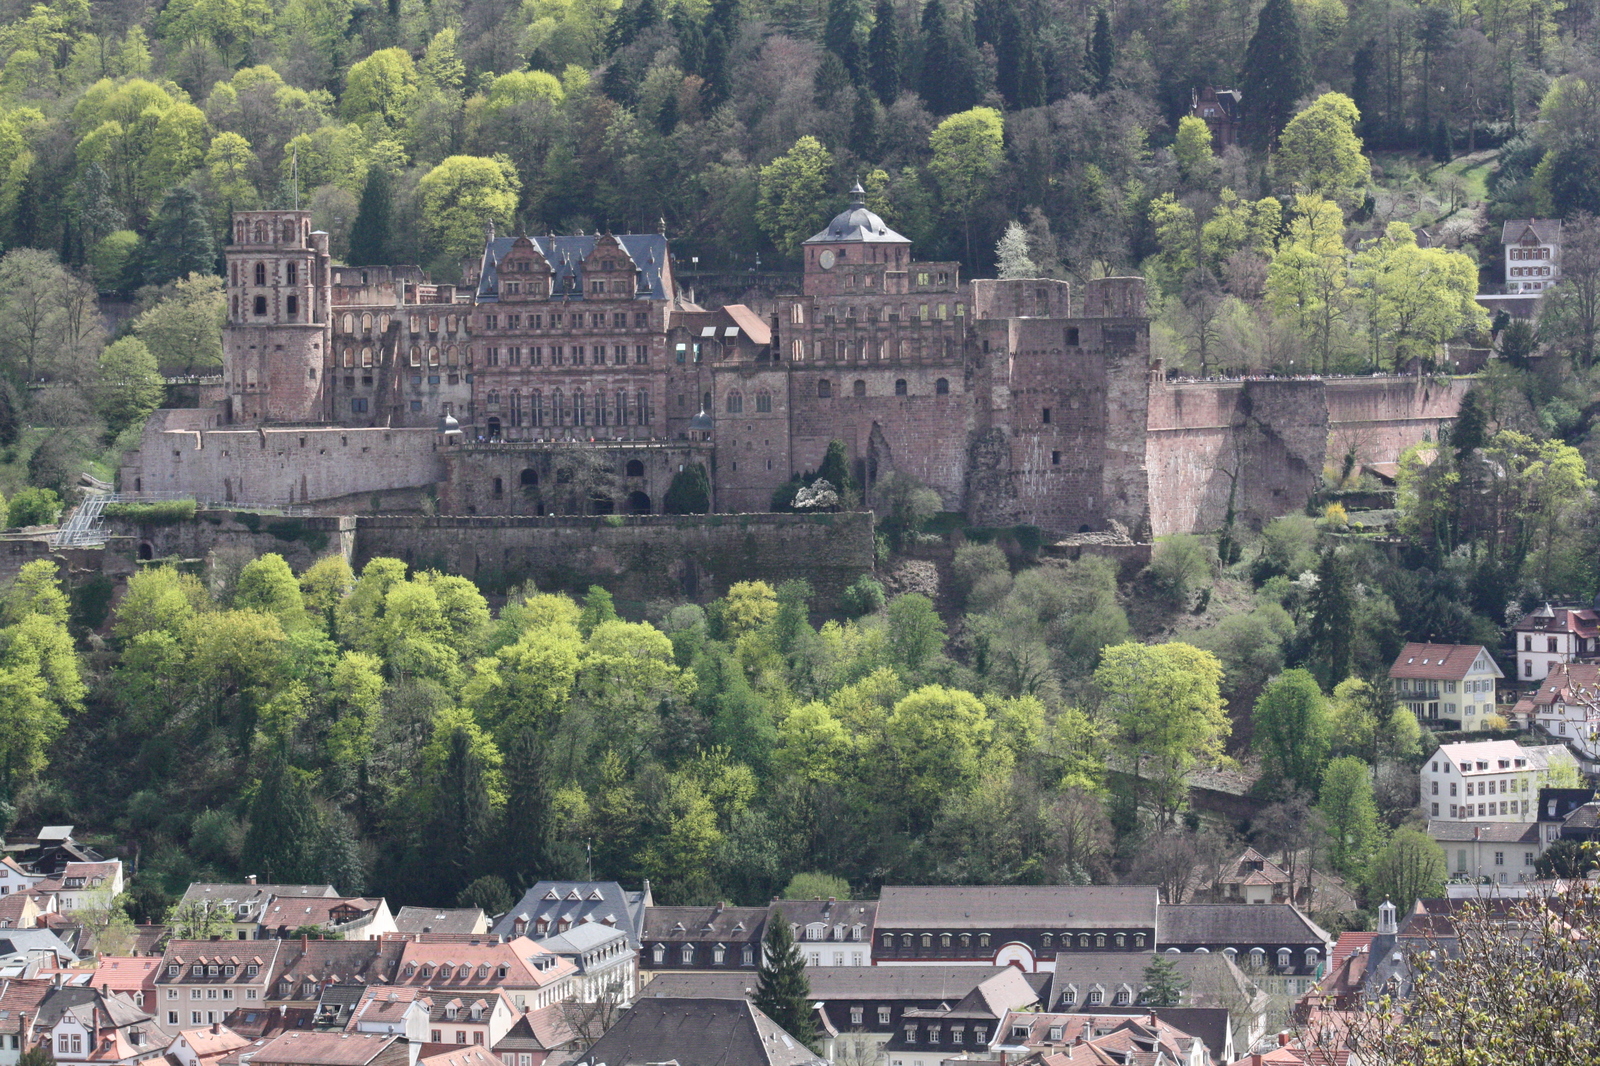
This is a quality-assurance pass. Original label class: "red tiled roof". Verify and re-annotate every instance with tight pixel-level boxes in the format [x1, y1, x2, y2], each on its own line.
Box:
[1328, 932, 1375, 973]
[90, 957, 160, 994]
[1388, 643, 1497, 682]
[1525, 663, 1600, 709]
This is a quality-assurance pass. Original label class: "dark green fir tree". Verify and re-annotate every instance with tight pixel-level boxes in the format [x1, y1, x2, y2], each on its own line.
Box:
[824, 0, 863, 79]
[753, 910, 819, 1052]
[348, 166, 394, 266]
[1142, 954, 1188, 1007]
[144, 186, 216, 285]
[867, 0, 900, 104]
[1240, 0, 1309, 148]
[1086, 9, 1114, 96]
[243, 761, 324, 885]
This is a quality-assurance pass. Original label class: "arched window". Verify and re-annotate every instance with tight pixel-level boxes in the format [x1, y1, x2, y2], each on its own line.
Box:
[360, 346, 372, 367]
[626, 459, 645, 477]
[553, 389, 565, 425]
[362, 313, 373, 332]
[1306, 948, 1320, 969]
[977, 934, 990, 948]
[487, 390, 500, 407]
[895, 379, 908, 396]
[1249, 948, 1266, 969]
[409, 315, 420, 333]
[638, 389, 650, 424]
[447, 345, 459, 366]
[520, 469, 538, 487]
[1079, 934, 1090, 948]
[726, 391, 743, 413]
[253, 221, 266, 243]
[236, 221, 246, 243]
[574, 390, 586, 426]
[920, 934, 932, 948]
[756, 391, 772, 413]
[900, 934, 912, 948]
[380, 314, 390, 332]
[1095, 934, 1106, 948]
[1277, 948, 1292, 971]
[254, 262, 266, 286]
[282, 220, 296, 243]
[853, 380, 866, 397]
[1041, 933, 1053, 948]
[410, 347, 421, 366]
[939, 933, 951, 948]
[1114, 933, 1125, 947]
[427, 346, 439, 365]
[818, 379, 831, 398]
[935, 377, 949, 394]
[343, 348, 354, 368]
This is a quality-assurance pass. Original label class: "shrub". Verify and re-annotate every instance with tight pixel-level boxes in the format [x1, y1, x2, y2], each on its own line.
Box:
[1145, 533, 1215, 605]
[952, 542, 1009, 606]
[841, 575, 886, 616]
[1321, 501, 1349, 529]
[8, 487, 62, 527]
[104, 499, 197, 524]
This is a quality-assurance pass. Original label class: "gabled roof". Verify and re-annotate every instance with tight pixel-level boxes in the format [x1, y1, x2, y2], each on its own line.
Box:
[1388, 643, 1501, 681]
[391, 935, 575, 990]
[1512, 605, 1599, 637]
[1501, 219, 1562, 245]
[475, 235, 670, 303]
[260, 897, 384, 932]
[0, 928, 77, 963]
[345, 985, 427, 1028]
[1524, 663, 1600, 711]
[875, 886, 1158, 929]
[90, 957, 160, 994]
[156, 941, 283, 985]
[641, 905, 767, 943]
[569, 997, 826, 1066]
[245, 1029, 406, 1066]
[1046, 952, 1258, 1014]
[272, 939, 387, 988]
[491, 1004, 579, 1052]
[1157, 903, 1331, 946]
[0, 976, 53, 1029]
[177, 1024, 252, 1059]
[1426, 819, 1541, 844]
[417, 1047, 499, 1066]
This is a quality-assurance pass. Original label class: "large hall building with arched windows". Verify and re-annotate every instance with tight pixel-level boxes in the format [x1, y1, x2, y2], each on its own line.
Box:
[122, 193, 1463, 537]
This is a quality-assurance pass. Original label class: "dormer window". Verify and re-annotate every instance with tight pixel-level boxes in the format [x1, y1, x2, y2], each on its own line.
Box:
[446, 1007, 457, 1021]
[192, 964, 203, 976]
[208, 965, 219, 976]
[168, 965, 179, 977]
[246, 964, 258, 977]
[1087, 988, 1103, 1005]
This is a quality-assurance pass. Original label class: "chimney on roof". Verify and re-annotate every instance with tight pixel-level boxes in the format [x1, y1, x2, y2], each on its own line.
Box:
[246, 875, 257, 886]
[213, 1023, 222, 1035]
[1278, 1032, 1289, 1047]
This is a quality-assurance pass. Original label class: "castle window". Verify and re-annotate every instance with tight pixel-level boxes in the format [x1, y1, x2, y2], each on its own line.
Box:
[286, 262, 298, 285]
[575, 390, 586, 426]
[1065, 327, 1080, 346]
[638, 389, 650, 424]
[1042, 407, 1051, 424]
[853, 380, 866, 397]
[343, 348, 354, 368]
[362, 313, 373, 332]
[428, 346, 439, 365]
[818, 379, 831, 398]
[936, 378, 949, 395]
[286, 294, 298, 317]
[351, 398, 368, 413]
[254, 221, 266, 242]
[342, 314, 353, 333]
[410, 347, 421, 366]
[492, 478, 503, 497]
[254, 263, 266, 285]
[726, 391, 743, 413]
[361, 347, 372, 367]
[253, 296, 267, 315]
[756, 392, 772, 413]
[895, 379, 907, 396]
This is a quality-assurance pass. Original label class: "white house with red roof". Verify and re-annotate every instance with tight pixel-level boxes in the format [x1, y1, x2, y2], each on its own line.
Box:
[387, 935, 576, 1013]
[167, 1023, 250, 1066]
[1388, 643, 1503, 731]
[1511, 662, 1600, 758]
[88, 958, 160, 1011]
[345, 986, 430, 1041]
[0, 858, 42, 900]
[1511, 602, 1600, 682]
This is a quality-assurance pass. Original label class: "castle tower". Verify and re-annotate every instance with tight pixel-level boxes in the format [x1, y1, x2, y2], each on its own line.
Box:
[800, 182, 915, 298]
[1377, 897, 1398, 936]
[224, 210, 333, 423]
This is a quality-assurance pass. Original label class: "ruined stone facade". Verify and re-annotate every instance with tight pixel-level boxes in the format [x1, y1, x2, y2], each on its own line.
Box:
[122, 196, 1467, 536]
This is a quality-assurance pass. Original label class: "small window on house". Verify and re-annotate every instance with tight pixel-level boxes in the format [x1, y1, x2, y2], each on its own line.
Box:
[936, 378, 949, 395]
[895, 379, 908, 396]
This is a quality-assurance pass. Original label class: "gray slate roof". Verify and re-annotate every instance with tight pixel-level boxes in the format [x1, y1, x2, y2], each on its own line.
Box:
[1156, 903, 1331, 947]
[569, 997, 825, 1066]
[804, 189, 910, 245]
[475, 235, 671, 303]
[394, 907, 486, 935]
[493, 881, 650, 948]
[1501, 219, 1562, 245]
[1428, 820, 1542, 844]
[876, 886, 1159, 929]
[0, 928, 78, 963]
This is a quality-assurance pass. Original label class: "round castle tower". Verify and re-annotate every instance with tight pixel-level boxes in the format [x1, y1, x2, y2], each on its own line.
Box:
[224, 211, 333, 424]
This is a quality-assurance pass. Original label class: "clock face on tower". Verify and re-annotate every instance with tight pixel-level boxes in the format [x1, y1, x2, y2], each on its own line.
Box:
[818, 249, 836, 270]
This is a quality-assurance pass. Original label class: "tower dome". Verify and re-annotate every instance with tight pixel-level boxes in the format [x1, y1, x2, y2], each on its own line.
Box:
[805, 183, 910, 244]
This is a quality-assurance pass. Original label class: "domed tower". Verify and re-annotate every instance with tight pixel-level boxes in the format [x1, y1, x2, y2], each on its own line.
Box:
[801, 183, 913, 297]
[224, 210, 333, 423]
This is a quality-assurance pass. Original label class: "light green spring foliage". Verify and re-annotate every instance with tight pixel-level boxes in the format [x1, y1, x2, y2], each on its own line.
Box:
[0, 561, 83, 793]
[756, 135, 835, 252]
[1275, 92, 1368, 207]
[416, 154, 521, 260]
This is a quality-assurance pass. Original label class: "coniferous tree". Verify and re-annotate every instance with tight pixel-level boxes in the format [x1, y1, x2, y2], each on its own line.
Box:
[317, 809, 366, 895]
[825, 0, 863, 79]
[243, 761, 324, 885]
[918, 0, 961, 114]
[867, 0, 901, 104]
[74, 163, 124, 254]
[1086, 9, 1114, 96]
[9, 169, 39, 250]
[348, 167, 394, 267]
[422, 725, 495, 904]
[500, 726, 553, 888]
[144, 187, 216, 286]
[1304, 548, 1355, 691]
[1240, 0, 1309, 148]
[701, 27, 732, 107]
[1432, 118, 1452, 163]
[753, 911, 819, 1052]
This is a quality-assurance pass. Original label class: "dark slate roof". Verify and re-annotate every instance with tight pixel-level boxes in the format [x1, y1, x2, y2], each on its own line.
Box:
[570, 997, 825, 1066]
[492, 881, 649, 948]
[475, 235, 670, 302]
[639, 965, 1051, 1005]
[642, 905, 767, 943]
[1156, 904, 1331, 947]
[804, 186, 909, 245]
[876, 886, 1158, 929]
[1046, 952, 1257, 1013]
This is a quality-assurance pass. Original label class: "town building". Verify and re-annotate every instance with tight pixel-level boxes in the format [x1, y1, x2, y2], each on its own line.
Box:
[995, 1011, 1214, 1066]
[495, 882, 650, 950]
[1191, 87, 1243, 150]
[489, 1007, 582, 1066]
[1154, 905, 1332, 1002]
[167, 1023, 252, 1066]
[1427, 820, 1546, 882]
[1420, 740, 1577, 822]
[395, 909, 488, 937]
[532, 923, 635, 1004]
[1206, 849, 1293, 906]
[154, 941, 284, 1029]
[1387, 643, 1503, 730]
[386, 935, 576, 1013]
[32, 986, 170, 1066]
[878, 968, 1041, 1066]
[88, 958, 161, 1011]
[768, 898, 875, 968]
[176, 883, 339, 941]
[258, 898, 395, 941]
[32, 861, 122, 914]
[1511, 663, 1600, 758]
[566, 997, 825, 1066]
[343, 987, 430, 1041]
[638, 905, 766, 978]
[1502, 219, 1562, 293]
[0, 858, 42, 898]
[419, 989, 517, 1048]
[0, 977, 52, 1066]
[1510, 602, 1599, 682]
[229, 1029, 409, 1066]
[872, 886, 1160, 971]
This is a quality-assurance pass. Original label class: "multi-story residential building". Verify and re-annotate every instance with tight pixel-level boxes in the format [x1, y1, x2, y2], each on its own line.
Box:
[872, 886, 1159, 972]
[1388, 643, 1503, 730]
[994, 1011, 1213, 1066]
[35, 986, 170, 1066]
[1154, 905, 1332, 1002]
[1428, 820, 1546, 882]
[1420, 739, 1577, 822]
[266, 939, 388, 1008]
[88, 958, 160, 1011]
[769, 898, 875, 967]
[1502, 219, 1562, 293]
[344, 986, 430, 1041]
[565, 997, 825, 1066]
[396, 909, 489, 936]
[421, 988, 517, 1048]
[496, 882, 650, 949]
[166, 1023, 251, 1066]
[176, 882, 338, 941]
[878, 969, 1041, 1066]
[534, 923, 635, 1003]
[0, 977, 52, 1066]
[257, 897, 395, 940]
[32, 861, 122, 912]
[639, 905, 766, 979]
[0, 858, 42, 898]
[1510, 602, 1599, 682]
[386, 934, 576, 1013]
[154, 940, 284, 1028]
[1512, 663, 1600, 758]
